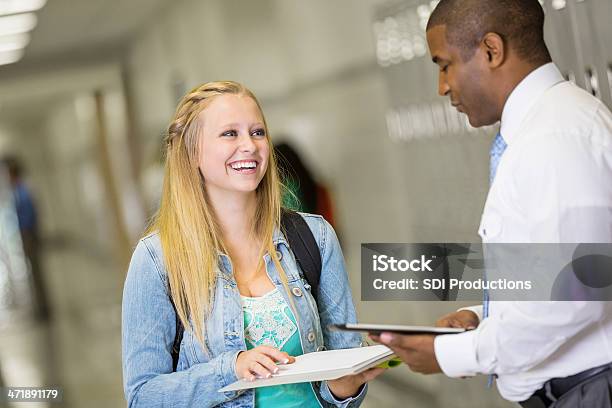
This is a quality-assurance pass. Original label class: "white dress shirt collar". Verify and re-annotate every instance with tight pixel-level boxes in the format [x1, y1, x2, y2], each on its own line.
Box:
[500, 62, 564, 145]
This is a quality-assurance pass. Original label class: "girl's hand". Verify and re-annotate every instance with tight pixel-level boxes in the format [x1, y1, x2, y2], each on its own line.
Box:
[327, 367, 386, 399]
[235, 346, 296, 381]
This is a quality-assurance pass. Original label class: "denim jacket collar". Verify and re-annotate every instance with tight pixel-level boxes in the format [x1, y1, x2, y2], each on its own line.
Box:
[216, 226, 288, 257]
[272, 225, 289, 247]
[216, 226, 289, 275]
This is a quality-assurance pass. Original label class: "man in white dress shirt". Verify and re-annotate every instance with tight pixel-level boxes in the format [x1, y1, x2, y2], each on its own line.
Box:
[372, 0, 612, 406]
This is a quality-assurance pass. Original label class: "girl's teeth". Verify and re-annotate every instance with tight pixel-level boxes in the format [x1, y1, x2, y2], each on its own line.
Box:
[231, 161, 256, 170]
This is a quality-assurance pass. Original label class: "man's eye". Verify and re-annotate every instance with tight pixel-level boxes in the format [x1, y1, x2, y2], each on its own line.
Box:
[251, 128, 266, 137]
[441, 65, 449, 73]
[221, 130, 237, 137]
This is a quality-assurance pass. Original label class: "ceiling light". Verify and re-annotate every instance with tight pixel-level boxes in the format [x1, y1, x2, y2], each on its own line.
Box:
[0, 32, 29, 52]
[0, 13, 37, 36]
[552, 0, 566, 10]
[0, 0, 46, 17]
[0, 48, 24, 66]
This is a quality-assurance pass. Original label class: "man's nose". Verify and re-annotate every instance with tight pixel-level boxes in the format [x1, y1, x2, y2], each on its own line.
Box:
[438, 73, 450, 97]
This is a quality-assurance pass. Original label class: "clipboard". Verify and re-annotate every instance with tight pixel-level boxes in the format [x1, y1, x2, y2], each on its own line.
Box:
[329, 323, 466, 336]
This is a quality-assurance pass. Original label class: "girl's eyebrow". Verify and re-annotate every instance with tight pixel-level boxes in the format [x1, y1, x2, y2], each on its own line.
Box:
[218, 122, 240, 129]
[218, 122, 264, 129]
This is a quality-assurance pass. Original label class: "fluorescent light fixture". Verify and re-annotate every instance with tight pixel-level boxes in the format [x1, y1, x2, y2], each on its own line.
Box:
[0, 48, 24, 65]
[0, 13, 37, 36]
[0, 32, 30, 52]
[552, 0, 566, 10]
[0, 0, 47, 17]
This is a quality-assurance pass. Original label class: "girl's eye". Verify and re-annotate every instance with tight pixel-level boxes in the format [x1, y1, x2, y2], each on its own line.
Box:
[251, 128, 266, 137]
[221, 130, 237, 137]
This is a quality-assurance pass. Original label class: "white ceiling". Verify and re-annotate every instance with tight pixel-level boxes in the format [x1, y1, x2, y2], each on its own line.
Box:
[6, 0, 170, 64]
[0, 0, 170, 122]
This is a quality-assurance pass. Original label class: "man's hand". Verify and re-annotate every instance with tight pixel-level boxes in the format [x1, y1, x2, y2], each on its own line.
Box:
[436, 310, 479, 330]
[370, 333, 441, 374]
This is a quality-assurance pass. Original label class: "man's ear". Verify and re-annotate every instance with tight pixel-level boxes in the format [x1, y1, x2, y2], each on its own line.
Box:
[481, 32, 505, 68]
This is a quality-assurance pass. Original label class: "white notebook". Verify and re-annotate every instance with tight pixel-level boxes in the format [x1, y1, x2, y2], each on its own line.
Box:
[219, 345, 394, 392]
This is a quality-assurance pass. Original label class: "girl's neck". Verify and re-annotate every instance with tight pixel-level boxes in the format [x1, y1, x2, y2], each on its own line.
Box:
[208, 189, 267, 289]
[208, 188, 258, 248]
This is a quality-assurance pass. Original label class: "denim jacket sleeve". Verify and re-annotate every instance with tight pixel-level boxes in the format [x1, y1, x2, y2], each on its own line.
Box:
[122, 238, 241, 408]
[305, 216, 368, 408]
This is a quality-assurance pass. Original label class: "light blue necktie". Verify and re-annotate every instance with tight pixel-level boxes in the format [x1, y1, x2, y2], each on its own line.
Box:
[484, 131, 507, 317]
[484, 131, 506, 386]
[489, 131, 508, 186]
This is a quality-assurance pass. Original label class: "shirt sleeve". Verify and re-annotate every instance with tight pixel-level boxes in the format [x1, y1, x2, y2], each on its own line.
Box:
[435, 301, 607, 377]
[316, 217, 361, 349]
[314, 217, 367, 407]
[457, 305, 483, 322]
[518, 107, 612, 243]
[122, 240, 243, 408]
[435, 106, 612, 378]
[319, 382, 368, 408]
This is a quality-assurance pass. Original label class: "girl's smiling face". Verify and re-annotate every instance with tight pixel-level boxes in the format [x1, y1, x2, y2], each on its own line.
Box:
[197, 93, 269, 197]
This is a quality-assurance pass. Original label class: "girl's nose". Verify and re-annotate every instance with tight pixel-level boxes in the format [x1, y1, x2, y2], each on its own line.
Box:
[238, 134, 256, 153]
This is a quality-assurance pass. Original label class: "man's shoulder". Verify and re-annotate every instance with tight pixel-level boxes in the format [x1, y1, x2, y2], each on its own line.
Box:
[525, 81, 611, 147]
[538, 82, 608, 122]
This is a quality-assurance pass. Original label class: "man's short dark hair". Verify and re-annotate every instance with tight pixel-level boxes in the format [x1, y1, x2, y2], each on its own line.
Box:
[427, 0, 551, 65]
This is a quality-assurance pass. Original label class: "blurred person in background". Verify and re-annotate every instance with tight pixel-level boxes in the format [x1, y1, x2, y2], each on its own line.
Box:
[275, 142, 338, 230]
[122, 81, 384, 407]
[1, 156, 50, 322]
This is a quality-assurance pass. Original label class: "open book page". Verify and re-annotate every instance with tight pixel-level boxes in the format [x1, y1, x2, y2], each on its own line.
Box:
[219, 345, 394, 392]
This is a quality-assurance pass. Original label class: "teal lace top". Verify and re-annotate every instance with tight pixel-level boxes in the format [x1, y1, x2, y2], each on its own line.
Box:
[242, 288, 321, 407]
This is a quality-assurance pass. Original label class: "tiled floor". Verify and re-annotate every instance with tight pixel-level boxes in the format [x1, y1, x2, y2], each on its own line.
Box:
[0, 244, 124, 408]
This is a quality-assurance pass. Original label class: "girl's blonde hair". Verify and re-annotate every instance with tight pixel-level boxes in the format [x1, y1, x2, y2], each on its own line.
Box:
[147, 81, 288, 349]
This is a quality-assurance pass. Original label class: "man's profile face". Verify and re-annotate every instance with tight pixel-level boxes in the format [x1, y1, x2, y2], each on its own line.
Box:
[426, 25, 498, 127]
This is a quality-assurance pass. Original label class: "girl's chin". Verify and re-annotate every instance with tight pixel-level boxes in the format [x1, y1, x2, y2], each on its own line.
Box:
[206, 184, 261, 196]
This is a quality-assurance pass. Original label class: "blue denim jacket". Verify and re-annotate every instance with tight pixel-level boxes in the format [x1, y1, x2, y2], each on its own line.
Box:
[122, 213, 367, 407]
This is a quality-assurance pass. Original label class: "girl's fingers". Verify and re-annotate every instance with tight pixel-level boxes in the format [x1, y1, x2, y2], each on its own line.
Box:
[361, 367, 387, 382]
[242, 369, 256, 382]
[249, 360, 273, 379]
[257, 346, 293, 364]
[238, 347, 298, 381]
[254, 353, 280, 375]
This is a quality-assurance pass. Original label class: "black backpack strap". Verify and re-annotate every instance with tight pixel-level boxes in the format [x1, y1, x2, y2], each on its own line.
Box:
[168, 281, 184, 372]
[281, 209, 322, 302]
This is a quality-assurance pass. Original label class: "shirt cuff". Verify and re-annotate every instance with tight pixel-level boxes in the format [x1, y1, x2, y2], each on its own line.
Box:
[216, 350, 241, 397]
[434, 331, 481, 378]
[319, 381, 367, 408]
[457, 305, 483, 322]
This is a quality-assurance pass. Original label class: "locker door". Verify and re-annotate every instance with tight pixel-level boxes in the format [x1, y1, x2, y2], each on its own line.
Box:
[545, 0, 612, 108]
[586, 0, 612, 108]
[544, 0, 583, 87]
